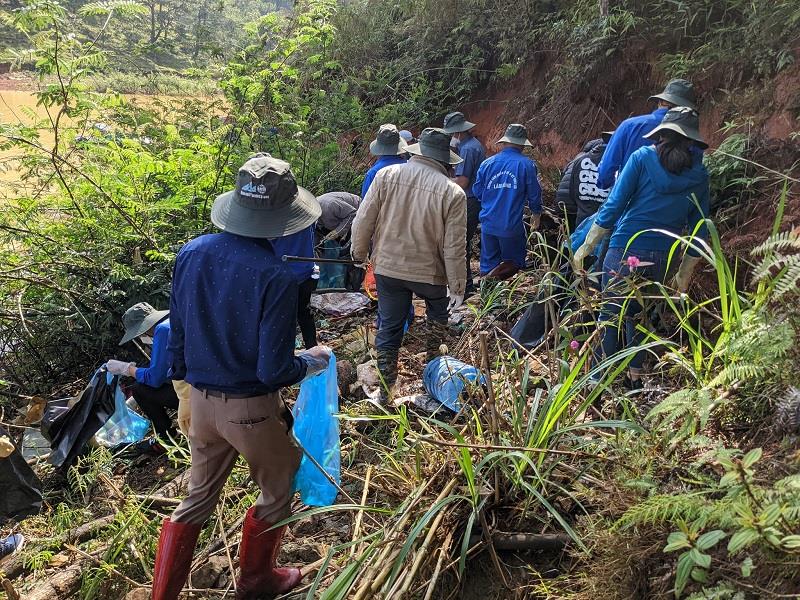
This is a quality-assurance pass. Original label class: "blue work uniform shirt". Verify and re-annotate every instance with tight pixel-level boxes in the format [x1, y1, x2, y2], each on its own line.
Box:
[454, 135, 485, 199]
[361, 155, 407, 197]
[595, 145, 709, 256]
[134, 319, 172, 388]
[168, 232, 307, 394]
[597, 107, 669, 189]
[270, 224, 316, 283]
[472, 147, 542, 237]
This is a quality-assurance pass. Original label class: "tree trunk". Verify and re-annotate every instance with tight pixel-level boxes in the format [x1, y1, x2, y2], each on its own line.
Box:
[600, 0, 609, 17]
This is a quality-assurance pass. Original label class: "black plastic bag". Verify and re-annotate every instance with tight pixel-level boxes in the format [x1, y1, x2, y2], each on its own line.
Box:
[0, 425, 43, 522]
[41, 397, 71, 441]
[47, 368, 116, 469]
[510, 300, 548, 350]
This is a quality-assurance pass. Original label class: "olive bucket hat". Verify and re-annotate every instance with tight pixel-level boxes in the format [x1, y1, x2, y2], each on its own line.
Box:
[406, 128, 463, 165]
[369, 124, 408, 156]
[211, 153, 321, 239]
[649, 78, 697, 111]
[119, 302, 168, 345]
[497, 123, 533, 147]
[442, 111, 476, 134]
[644, 106, 708, 149]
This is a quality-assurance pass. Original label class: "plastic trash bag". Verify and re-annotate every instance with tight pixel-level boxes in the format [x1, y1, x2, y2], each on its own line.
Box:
[510, 301, 548, 350]
[94, 371, 150, 447]
[423, 356, 485, 413]
[0, 425, 43, 522]
[292, 353, 340, 507]
[47, 368, 116, 468]
[317, 239, 348, 289]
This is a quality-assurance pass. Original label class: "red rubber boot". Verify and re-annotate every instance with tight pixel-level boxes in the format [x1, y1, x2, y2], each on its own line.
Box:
[151, 518, 202, 600]
[236, 507, 302, 599]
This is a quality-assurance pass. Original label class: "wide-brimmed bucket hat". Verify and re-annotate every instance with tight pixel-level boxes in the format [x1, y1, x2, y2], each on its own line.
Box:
[119, 302, 169, 345]
[497, 123, 532, 147]
[369, 124, 408, 156]
[644, 106, 708, 149]
[649, 78, 697, 111]
[211, 153, 321, 238]
[406, 128, 463, 165]
[442, 111, 476, 134]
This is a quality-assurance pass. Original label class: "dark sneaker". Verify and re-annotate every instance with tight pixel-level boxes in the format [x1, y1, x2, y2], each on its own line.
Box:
[0, 533, 25, 559]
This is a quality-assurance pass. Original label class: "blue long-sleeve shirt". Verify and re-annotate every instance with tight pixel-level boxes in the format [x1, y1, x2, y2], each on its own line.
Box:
[597, 107, 669, 189]
[168, 232, 307, 394]
[454, 135, 485, 199]
[472, 147, 542, 237]
[271, 224, 316, 283]
[362, 155, 407, 197]
[595, 145, 709, 255]
[135, 319, 171, 388]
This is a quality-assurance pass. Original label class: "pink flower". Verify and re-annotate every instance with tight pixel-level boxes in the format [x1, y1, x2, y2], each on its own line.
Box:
[569, 340, 580, 352]
[626, 256, 641, 268]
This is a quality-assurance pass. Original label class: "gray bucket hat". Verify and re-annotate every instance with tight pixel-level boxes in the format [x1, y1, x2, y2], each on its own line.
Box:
[442, 111, 476, 134]
[497, 123, 533, 147]
[369, 124, 408, 156]
[644, 106, 708, 149]
[600, 130, 614, 143]
[649, 78, 697, 111]
[211, 153, 321, 238]
[406, 128, 463, 165]
[119, 302, 168, 345]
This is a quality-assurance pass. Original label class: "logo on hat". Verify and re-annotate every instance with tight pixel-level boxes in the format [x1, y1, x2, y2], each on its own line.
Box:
[240, 181, 270, 200]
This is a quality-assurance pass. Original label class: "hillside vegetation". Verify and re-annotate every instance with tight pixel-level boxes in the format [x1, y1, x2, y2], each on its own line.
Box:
[0, 0, 799, 599]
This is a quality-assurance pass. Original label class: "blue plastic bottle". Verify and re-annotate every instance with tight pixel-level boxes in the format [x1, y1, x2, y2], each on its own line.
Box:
[423, 356, 485, 413]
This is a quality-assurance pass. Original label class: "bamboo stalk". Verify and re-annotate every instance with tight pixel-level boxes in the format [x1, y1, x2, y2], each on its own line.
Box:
[422, 529, 453, 600]
[350, 480, 432, 600]
[388, 478, 458, 597]
[350, 464, 373, 557]
[479, 330, 501, 504]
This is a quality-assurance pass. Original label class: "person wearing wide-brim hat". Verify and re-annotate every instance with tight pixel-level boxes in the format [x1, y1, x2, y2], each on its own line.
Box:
[150, 152, 331, 600]
[597, 78, 698, 189]
[471, 124, 542, 276]
[362, 124, 408, 197]
[442, 111, 486, 294]
[573, 106, 710, 390]
[105, 302, 181, 452]
[351, 127, 468, 404]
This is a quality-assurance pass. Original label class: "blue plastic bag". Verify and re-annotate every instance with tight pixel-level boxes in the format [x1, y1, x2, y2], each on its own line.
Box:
[292, 353, 340, 506]
[317, 239, 347, 289]
[423, 356, 485, 413]
[94, 371, 151, 447]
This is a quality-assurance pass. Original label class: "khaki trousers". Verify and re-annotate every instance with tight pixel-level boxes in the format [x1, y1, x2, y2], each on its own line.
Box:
[171, 387, 302, 525]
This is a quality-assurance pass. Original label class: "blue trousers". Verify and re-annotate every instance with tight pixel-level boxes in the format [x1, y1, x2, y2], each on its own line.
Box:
[596, 247, 670, 371]
[480, 227, 527, 275]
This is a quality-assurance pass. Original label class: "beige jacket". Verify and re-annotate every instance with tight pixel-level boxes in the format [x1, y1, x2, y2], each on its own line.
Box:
[351, 156, 467, 294]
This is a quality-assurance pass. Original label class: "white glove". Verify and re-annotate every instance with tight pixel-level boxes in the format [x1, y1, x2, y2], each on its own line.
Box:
[106, 359, 134, 376]
[448, 293, 465, 311]
[173, 380, 192, 437]
[299, 345, 332, 377]
[572, 222, 610, 272]
[672, 255, 702, 293]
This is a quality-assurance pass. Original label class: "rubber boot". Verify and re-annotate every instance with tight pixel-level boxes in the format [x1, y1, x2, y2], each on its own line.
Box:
[151, 518, 202, 600]
[376, 348, 399, 405]
[424, 321, 450, 362]
[236, 507, 302, 599]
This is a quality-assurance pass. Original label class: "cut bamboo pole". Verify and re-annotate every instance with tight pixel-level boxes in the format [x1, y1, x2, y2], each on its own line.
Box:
[479, 330, 501, 504]
[350, 464, 373, 557]
[422, 529, 454, 600]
